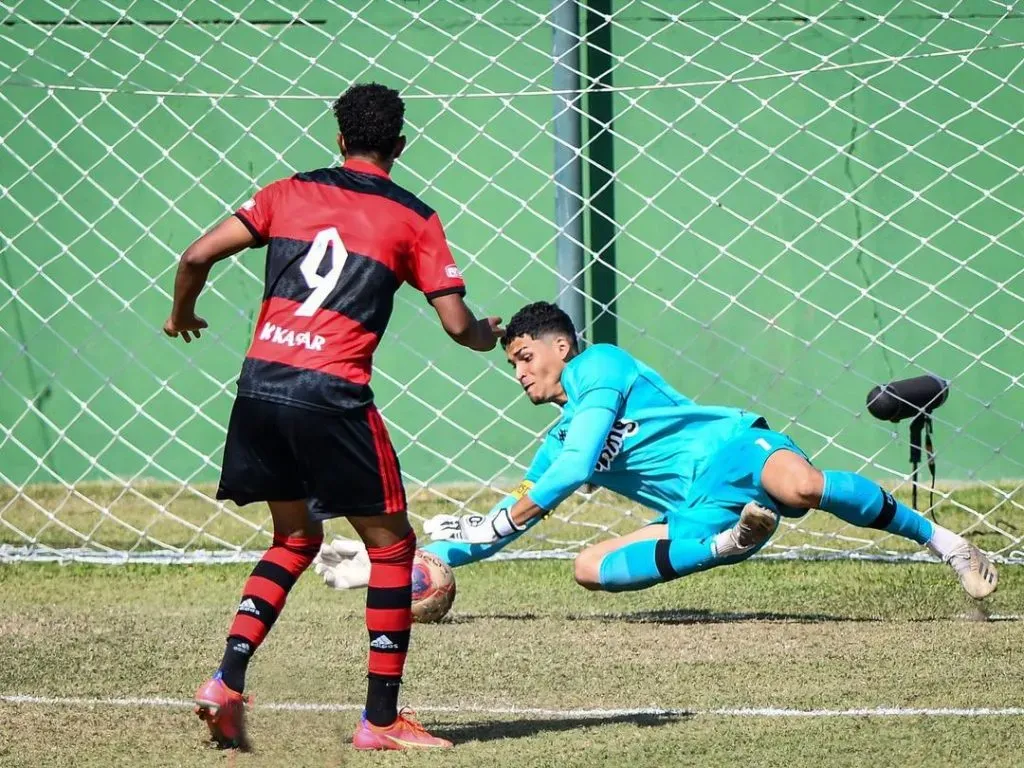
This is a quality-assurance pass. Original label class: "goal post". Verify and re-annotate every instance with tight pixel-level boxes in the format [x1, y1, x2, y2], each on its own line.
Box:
[1, 1, 1021, 564]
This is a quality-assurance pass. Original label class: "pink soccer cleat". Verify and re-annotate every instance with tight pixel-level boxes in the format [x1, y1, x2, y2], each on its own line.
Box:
[194, 675, 250, 751]
[352, 708, 453, 750]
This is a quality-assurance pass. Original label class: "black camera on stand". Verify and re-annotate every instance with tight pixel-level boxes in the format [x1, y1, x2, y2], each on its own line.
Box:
[866, 374, 949, 511]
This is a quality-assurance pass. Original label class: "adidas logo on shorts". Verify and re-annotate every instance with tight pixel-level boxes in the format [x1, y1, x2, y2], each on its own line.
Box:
[369, 634, 399, 651]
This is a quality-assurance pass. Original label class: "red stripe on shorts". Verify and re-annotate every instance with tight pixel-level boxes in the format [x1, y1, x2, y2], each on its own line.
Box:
[366, 406, 404, 513]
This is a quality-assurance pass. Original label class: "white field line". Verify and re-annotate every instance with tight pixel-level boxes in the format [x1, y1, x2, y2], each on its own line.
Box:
[1, 695, 1021, 718]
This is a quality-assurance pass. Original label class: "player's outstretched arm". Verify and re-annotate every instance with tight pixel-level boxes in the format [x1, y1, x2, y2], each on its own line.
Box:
[430, 293, 504, 352]
[407, 209, 502, 351]
[164, 216, 256, 343]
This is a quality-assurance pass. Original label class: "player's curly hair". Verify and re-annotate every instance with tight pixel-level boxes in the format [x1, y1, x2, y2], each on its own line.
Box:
[332, 83, 405, 158]
[501, 301, 579, 350]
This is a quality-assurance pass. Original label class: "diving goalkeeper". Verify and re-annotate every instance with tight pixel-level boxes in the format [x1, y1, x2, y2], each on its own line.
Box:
[316, 301, 997, 599]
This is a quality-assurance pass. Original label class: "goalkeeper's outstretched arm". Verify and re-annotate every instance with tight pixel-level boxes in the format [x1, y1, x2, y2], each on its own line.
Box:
[314, 438, 561, 588]
[425, 397, 617, 545]
[422, 481, 539, 567]
[313, 481, 540, 589]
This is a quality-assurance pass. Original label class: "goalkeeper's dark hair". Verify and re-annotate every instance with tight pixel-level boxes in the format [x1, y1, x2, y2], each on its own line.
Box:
[502, 301, 579, 351]
[332, 83, 405, 158]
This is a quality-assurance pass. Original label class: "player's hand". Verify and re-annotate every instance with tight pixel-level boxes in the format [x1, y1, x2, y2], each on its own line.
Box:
[471, 316, 505, 352]
[312, 537, 371, 589]
[163, 314, 208, 343]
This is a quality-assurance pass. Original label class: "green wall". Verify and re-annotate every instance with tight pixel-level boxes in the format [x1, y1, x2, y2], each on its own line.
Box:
[2, 1, 1021, 491]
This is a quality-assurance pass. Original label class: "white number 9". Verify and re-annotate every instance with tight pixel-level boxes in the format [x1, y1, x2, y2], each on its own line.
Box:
[295, 227, 348, 317]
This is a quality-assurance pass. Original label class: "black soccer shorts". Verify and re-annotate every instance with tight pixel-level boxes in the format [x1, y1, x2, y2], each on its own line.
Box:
[216, 396, 406, 519]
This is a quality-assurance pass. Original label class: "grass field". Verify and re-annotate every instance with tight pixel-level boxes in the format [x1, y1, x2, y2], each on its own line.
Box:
[1, 557, 1022, 767]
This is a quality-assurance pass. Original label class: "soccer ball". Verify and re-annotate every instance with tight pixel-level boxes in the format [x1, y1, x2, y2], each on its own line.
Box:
[411, 550, 456, 623]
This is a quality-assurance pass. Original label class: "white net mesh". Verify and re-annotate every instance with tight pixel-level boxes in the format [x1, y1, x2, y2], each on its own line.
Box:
[1, 0, 1022, 564]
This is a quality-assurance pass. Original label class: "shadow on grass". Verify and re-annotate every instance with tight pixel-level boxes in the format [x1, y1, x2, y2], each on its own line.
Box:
[445, 606, 1015, 624]
[445, 609, 865, 624]
[581, 608, 868, 624]
[431, 711, 688, 744]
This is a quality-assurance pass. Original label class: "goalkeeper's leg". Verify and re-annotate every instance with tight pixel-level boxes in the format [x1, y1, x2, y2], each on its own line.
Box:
[761, 447, 998, 599]
[574, 502, 777, 592]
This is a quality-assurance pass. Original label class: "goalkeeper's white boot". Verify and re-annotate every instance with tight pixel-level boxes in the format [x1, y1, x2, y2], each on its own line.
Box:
[712, 502, 779, 558]
[945, 541, 998, 600]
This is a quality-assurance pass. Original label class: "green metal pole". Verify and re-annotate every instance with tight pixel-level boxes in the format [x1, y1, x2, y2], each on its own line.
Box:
[585, 0, 617, 345]
[551, 0, 586, 336]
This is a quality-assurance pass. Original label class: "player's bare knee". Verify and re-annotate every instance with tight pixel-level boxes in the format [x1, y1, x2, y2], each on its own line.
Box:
[349, 511, 414, 550]
[573, 551, 602, 590]
[268, 499, 322, 540]
[791, 467, 824, 508]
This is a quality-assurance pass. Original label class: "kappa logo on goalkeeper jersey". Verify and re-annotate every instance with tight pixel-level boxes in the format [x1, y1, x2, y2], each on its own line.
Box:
[595, 419, 638, 472]
[258, 321, 326, 351]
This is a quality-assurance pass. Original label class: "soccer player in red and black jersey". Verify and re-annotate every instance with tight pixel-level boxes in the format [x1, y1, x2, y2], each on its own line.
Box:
[164, 83, 500, 751]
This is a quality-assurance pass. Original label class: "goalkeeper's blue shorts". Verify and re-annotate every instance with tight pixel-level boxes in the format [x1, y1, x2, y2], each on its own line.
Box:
[655, 425, 810, 541]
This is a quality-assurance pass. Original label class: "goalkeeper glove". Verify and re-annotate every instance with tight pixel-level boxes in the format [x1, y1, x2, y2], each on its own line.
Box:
[312, 536, 371, 590]
[423, 507, 523, 544]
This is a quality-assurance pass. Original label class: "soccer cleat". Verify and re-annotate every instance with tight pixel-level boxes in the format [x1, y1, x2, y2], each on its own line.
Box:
[713, 501, 779, 558]
[194, 676, 251, 751]
[945, 542, 998, 600]
[352, 708, 453, 750]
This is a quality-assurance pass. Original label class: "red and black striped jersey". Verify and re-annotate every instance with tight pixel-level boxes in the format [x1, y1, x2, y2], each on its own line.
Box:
[232, 159, 466, 412]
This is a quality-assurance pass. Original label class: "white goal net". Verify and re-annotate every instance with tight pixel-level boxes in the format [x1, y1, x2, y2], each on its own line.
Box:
[1, 0, 1022, 564]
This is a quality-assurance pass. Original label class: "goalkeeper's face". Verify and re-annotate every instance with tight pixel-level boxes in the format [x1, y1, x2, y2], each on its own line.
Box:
[505, 333, 571, 406]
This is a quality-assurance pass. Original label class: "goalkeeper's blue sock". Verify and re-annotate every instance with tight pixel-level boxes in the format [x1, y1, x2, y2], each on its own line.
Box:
[820, 470, 933, 545]
[597, 538, 717, 592]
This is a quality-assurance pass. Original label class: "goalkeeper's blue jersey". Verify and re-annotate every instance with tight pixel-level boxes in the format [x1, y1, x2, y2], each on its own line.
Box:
[525, 344, 763, 514]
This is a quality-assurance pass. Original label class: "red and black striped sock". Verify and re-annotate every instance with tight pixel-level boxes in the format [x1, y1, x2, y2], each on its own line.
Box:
[364, 530, 415, 726]
[217, 533, 322, 693]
